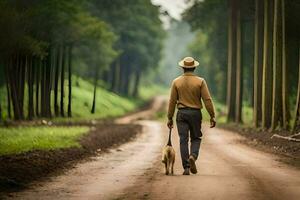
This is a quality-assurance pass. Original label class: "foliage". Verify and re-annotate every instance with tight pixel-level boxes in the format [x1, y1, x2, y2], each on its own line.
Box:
[0, 0, 165, 121]
[183, 0, 228, 103]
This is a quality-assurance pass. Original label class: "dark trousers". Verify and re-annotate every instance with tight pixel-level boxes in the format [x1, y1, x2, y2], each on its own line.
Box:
[176, 108, 202, 169]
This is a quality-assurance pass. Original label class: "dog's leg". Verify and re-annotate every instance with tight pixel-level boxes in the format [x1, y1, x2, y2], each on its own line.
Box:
[165, 160, 169, 175]
[165, 160, 170, 175]
[171, 157, 175, 175]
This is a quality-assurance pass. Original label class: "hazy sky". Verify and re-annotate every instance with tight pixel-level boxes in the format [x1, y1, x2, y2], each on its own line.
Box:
[151, 0, 189, 20]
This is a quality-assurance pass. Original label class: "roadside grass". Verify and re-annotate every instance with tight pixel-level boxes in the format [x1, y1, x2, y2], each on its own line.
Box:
[139, 84, 168, 100]
[0, 126, 89, 156]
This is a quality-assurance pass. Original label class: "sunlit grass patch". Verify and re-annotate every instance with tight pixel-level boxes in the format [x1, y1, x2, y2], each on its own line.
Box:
[139, 84, 168, 100]
[0, 126, 89, 156]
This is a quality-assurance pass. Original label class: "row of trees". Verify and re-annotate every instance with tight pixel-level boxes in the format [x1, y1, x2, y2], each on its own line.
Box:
[184, 0, 300, 132]
[0, 0, 165, 120]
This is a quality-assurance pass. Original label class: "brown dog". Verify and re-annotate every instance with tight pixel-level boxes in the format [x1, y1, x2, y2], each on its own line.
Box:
[162, 129, 175, 175]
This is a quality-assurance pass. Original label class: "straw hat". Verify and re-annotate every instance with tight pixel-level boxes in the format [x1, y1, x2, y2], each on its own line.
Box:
[178, 57, 199, 68]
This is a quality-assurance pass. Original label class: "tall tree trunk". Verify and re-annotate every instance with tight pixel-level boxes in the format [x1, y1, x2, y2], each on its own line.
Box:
[91, 67, 99, 114]
[7, 56, 21, 120]
[293, 46, 300, 132]
[67, 45, 72, 117]
[271, 0, 283, 130]
[262, 0, 274, 129]
[54, 46, 60, 116]
[40, 59, 45, 116]
[114, 58, 121, 93]
[110, 61, 116, 91]
[45, 49, 52, 118]
[281, 0, 288, 130]
[60, 46, 66, 117]
[4, 62, 12, 119]
[132, 68, 141, 97]
[227, 0, 237, 122]
[253, 0, 264, 127]
[35, 59, 41, 117]
[27, 57, 34, 120]
[235, 3, 243, 123]
[19, 56, 26, 119]
[123, 65, 131, 96]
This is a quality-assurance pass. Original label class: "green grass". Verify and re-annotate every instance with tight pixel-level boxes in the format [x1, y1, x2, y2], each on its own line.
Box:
[0, 126, 89, 156]
[139, 84, 168, 100]
[59, 76, 139, 121]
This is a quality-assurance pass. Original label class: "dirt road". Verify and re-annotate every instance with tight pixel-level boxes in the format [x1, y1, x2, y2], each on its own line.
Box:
[6, 97, 300, 200]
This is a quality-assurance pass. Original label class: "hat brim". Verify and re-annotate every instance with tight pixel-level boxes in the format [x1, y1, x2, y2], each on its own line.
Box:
[178, 60, 199, 68]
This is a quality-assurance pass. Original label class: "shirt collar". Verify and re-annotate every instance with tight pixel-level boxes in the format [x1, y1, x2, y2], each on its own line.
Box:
[183, 72, 195, 76]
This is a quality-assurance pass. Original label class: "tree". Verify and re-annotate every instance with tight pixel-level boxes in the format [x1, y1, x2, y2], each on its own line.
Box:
[253, 0, 264, 127]
[227, 0, 238, 122]
[262, 0, 274, 129]
[293, 46, 300, 132]
[271, 0, 284, 130]
[235, 0, 242, 123]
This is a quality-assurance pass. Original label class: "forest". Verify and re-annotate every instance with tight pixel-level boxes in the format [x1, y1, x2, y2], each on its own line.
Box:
[184, 0, 300, 133]
[0, 0, 165, 121]
[1, 0, 300, 133]
[1, 0, 300, 198]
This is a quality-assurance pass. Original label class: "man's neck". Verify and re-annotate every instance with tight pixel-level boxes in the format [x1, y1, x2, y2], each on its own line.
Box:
[183, 72, 194, 76]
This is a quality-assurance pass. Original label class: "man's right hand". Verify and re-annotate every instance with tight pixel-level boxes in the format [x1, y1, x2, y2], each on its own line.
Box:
[210, 118, 216, 128]
[167, 119, 173, 129]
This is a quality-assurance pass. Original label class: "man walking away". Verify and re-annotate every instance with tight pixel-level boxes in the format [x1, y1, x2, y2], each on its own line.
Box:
[167, 56, 216, 175]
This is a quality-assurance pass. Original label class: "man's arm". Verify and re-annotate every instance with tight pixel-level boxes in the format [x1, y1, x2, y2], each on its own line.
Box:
[200, 79, 216, 128]
[167, 81, 178, 128]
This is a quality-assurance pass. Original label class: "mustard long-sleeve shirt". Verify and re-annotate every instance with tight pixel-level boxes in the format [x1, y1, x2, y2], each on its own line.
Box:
[167, 72, 215, 120]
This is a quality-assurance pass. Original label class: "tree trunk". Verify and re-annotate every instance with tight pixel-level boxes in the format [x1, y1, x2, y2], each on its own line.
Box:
[7, 56, 21, 120]
[27, 57, 34, 120]
[110, 61, 116, 91]
[67, 45, 72, 117]
[262, 0, 274, 129]
[45, 48, 53, 118]
[271, 0, 283, 130]
[235, 3, 243, 123]
[54, 46, 60, 116]
[4, 62, 12, 119]
[293, 46, 300, 132]
[114, 58, 121, 93]
[132, 68, 141, 97]
[19, 56, 26, 119]
[227, 0, 237, 122]
[35, 59, 40, 117]
[91, 68, 99, 114]
[60, 46, 66, 117]
[281, 0, 288, 130]
[253, 0, 264, 127]
[40, 59, 46, 117]
[123, 65, 131, 96]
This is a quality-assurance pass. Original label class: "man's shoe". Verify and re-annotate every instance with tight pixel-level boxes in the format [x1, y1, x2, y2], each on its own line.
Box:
[189, 155, 197, 174]
[182, 168, 190, 175]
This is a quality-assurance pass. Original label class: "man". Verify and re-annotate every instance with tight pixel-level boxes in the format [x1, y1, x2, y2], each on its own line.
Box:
[167, 56, 216, 175]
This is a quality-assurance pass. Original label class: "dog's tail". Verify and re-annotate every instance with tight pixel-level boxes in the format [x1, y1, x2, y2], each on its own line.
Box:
[167, 128, 172, 146]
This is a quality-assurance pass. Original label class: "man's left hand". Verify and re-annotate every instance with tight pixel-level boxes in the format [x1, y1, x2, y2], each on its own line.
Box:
[167, 119, 173, 129]
[210, 118, 216, 128]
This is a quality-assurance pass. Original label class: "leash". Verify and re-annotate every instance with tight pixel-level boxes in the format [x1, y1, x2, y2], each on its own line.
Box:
[167, 128, 172, 146]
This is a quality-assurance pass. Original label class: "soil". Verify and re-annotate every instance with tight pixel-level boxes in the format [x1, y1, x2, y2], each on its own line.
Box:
[220, 124, 300, 168]
[0, 122, 141, 194]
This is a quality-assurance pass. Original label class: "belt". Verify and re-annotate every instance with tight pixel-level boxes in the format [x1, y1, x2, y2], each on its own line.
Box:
[178, 107, 200, 111]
